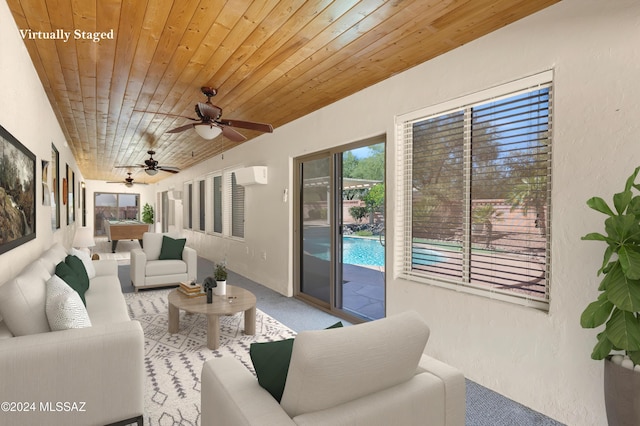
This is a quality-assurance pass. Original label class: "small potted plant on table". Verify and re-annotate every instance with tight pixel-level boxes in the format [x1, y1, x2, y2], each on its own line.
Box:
[214, 263, 227, 296]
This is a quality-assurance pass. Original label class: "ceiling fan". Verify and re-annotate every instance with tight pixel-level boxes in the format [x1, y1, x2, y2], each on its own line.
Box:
[115, 150, 180, 176]
[166, 87, 273, 142]
[107, 172, 148, 187]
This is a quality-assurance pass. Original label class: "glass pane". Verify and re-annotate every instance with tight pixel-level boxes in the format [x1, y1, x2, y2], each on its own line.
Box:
[411, 111, 465, 280]
[119, 194, 139, 220]
[340, 143, 385, 320]
[95, 193, 118, 236]
[470, 88, 550, 298]
[300, 157, 331, 304]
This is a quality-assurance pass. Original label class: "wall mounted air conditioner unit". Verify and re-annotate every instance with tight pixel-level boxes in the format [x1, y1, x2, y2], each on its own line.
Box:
[234, 166, 268, 186]
[167, 190, 182, 200]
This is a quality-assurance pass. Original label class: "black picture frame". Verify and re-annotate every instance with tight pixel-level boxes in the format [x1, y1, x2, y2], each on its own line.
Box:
[0, 124, 36, 254]
[51, 144, 60, 230]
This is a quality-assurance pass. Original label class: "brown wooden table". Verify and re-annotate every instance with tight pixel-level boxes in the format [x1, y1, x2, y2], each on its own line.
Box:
[167, 285, 256, 350]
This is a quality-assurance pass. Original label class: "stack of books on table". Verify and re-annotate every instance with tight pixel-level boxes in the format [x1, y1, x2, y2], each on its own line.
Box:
[178, 282, 204, 297]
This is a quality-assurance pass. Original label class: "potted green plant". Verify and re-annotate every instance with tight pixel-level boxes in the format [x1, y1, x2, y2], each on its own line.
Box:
[142, 203, 154, 230]
[581, 166, 640, 425]
[213, 263, 227, 296]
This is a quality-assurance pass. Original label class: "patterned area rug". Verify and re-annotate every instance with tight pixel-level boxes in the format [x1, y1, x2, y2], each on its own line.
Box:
[125, 289, 296, 426]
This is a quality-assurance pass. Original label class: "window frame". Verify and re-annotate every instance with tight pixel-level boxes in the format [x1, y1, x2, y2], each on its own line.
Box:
[395, 71, 553, 311]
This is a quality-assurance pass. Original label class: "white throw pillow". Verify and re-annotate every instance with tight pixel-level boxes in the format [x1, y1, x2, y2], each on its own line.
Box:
[70, 248, 96, 279]
[45, 275, 92, 331]
[0, 262, 51, 336]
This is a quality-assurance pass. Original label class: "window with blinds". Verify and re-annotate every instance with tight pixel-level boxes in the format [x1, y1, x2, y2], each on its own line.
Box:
[183, 182, 193, 230]
[231, 172, 245, 238]
[198, 179, 205, 231]
[212, 175, 223, 234]
[396, 71, 552, 310]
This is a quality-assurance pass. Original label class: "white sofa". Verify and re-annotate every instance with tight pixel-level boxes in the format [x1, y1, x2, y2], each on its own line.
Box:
[201, 311, 466, 426]
[0, 243, 145, 426]
[130, 232, 197, 292]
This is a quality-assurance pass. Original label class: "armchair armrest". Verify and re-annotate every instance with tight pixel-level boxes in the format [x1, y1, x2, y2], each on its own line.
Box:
[202, 357, 295, 426]
[418, 354, 466, 426]
[183, 246, 197, 281]
[130, 248, 147, 287]
[0, 321, 144, 425]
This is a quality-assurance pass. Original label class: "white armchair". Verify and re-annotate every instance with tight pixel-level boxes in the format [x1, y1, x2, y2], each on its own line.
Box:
[201, 311, 466, 426]
[130, 232, 197, 292]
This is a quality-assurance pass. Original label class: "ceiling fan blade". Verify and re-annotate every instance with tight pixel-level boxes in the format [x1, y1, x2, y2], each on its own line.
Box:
[221, 125, 247, 142]
[218, 118, 273, 133]
[197, 102, 221, 120]
[167, 123, 195, 134]
[157, 166, 180, 174]
[115, 164, 145, 168]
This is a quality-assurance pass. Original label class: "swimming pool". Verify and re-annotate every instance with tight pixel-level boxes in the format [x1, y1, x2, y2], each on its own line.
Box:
[310, 236, 384, 266]
[341, 236, 386, 267]
[308, 236, 444, 267]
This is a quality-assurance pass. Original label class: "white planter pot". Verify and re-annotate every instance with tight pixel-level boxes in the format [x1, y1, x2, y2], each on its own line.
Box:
[214, 281, 226, 296]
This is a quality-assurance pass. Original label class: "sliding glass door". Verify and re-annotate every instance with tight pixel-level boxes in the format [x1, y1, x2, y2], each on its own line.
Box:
[299, 154, 332, 306]
[296, 139, 385, 322]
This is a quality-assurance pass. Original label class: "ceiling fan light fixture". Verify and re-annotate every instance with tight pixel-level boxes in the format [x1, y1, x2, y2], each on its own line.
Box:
[195, 124, 222, 140]
[145, 168, 158, 176]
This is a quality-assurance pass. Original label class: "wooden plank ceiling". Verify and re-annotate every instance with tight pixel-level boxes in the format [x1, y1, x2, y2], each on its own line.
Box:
[6, 0, 559, 183]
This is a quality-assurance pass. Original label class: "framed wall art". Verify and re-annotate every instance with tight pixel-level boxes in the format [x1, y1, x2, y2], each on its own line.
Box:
[66, 164, 75, 224]
[0, 124, 36, 254]
[51, 144, 60, 230]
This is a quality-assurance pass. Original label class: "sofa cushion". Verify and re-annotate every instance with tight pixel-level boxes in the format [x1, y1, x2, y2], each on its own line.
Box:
[159, 235, 186, 260]
[55, 261, 88, 306]
[70, 248, 96, 279]
[0, 261, 51, 336]
[143, 232, 180, 261]
[45, 274, 92, 331]
[38, 243, 68, 275]
[280, 311, 430, 418]
[85, 275, 130, 325]
[250, 322, 342, 403]
[145, 259, 187, 277]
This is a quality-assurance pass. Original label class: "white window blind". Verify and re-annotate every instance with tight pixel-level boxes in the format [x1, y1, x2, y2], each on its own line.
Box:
[198, 179, 205, 231]
[396, 72, 552, 310]
[231, 172, 245, 238]
[212, 175, 223, 234]
[183, 182, 193, 230]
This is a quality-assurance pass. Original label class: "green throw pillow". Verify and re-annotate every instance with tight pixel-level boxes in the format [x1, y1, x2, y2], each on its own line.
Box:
[250, 321, 343, 402]
[159, 236, 186, 260]
[66, 255, 89, 288]
[55, 261, 88, 306]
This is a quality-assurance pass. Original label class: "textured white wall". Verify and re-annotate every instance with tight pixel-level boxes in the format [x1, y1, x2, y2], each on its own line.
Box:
[158, 1, 640, 423]
[0, 0, 84, 282]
